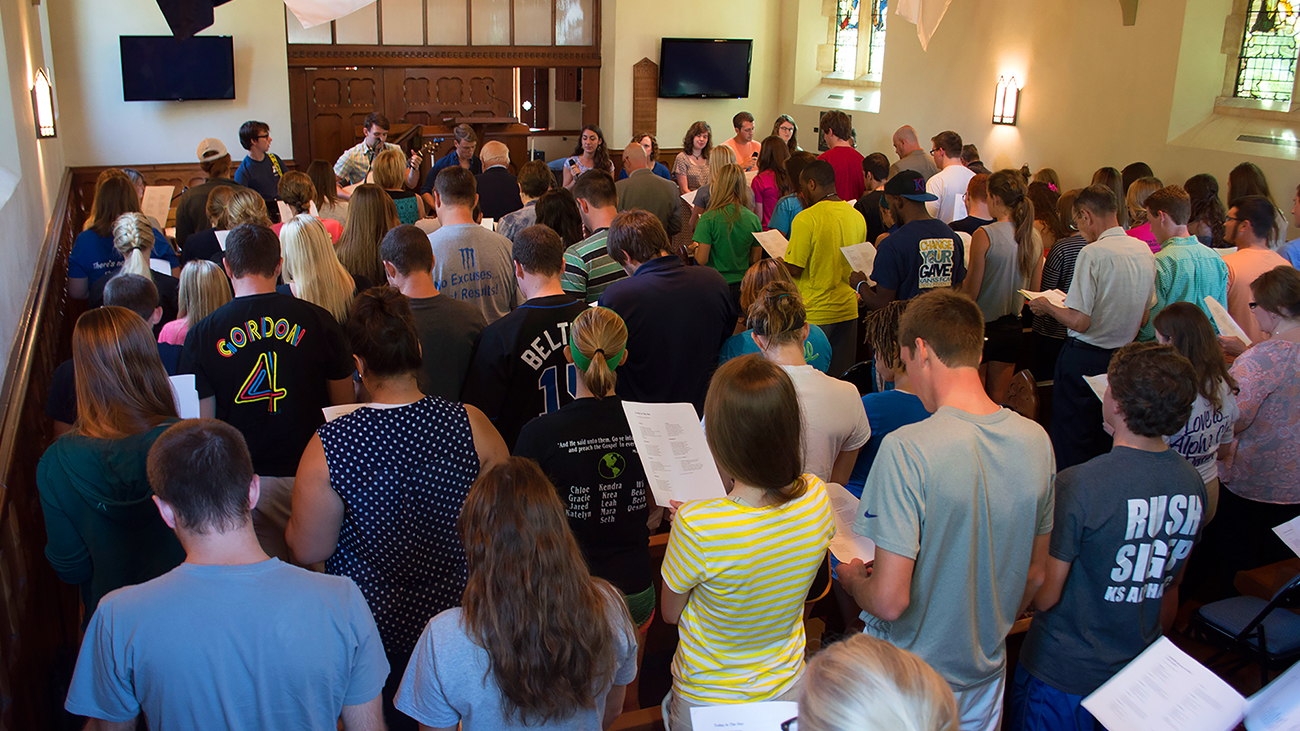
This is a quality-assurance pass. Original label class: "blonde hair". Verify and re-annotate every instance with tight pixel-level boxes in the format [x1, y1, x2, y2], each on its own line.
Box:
[277, 171, 316, 216]
[706, 164, 751, 225]
[747, 280, 808, 349]
[1126, 176, 1163, 226]
[800, 634, 958, 731]
[177, 259, 231, 323]
[372, 147, 407, 190]
[226, 188, 272, 228]
[73, 306, 177, 440]
[281, 214, 356, 322]
[570, 307, 627, 399]
[206, 185, 236, 229]
[707, 145, 737, 191]
[337, 184, 398, 285]
[112, 212, 155, 279]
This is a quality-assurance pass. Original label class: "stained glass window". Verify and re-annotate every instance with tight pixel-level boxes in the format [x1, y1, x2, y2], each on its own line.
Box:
[1234, 0, 1300, 102]
[833, 0, 887, 81]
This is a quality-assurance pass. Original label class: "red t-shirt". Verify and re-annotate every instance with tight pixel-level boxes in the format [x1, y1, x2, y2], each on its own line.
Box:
[817, 145, 867, 202]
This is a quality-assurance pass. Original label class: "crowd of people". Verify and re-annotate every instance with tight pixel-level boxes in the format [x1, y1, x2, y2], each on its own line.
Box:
[42, 107, 1300, 731]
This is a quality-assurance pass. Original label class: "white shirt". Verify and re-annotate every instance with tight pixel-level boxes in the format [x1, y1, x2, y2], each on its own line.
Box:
[925, 164, 976, 223]
[1062, 227, 1156, 349]
[779, 364, 872, 482]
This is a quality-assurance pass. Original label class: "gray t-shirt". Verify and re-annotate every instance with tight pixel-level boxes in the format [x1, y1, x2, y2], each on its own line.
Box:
[409, 293, 487, 401]
[974, 221, 1041, 321]
[1020, 447, 1206, 696]
[853, 406, 1055, 690]
[65, 559, 388, 730]
[428, 223, 521, 324]
[396, 590, 638, 730]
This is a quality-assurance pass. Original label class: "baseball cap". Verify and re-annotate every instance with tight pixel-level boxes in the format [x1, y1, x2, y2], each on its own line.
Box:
[883, 170, 937, 202]
[196, 138, 228, 162]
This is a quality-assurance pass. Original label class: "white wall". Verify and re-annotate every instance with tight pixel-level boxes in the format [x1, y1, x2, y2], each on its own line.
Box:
[0, 0, 66, 373]
[48, 0, 291, 167]
[600, 0, 786, 150]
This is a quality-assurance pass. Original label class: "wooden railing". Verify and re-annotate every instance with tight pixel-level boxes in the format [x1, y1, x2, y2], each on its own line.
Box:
[0, 169, 87, 730]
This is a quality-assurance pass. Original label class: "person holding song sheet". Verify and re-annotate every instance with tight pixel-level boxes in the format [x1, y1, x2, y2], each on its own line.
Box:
[1009, 343, 1205, 731]
[659, 355, 834, 731]
[514, 306, 654, 708]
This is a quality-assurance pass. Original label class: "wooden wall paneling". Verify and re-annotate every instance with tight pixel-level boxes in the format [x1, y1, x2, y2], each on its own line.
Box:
[556, 67, 579, 102]
[632, 58, 658, 136]
[304, 67, 387, 162]
[517, 67, 549, 130]
[580, 66, 600, 128]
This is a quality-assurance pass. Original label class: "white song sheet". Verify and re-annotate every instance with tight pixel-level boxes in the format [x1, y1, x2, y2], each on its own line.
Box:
[1020, 288, 1067, 308]
[752, 229, 789, 260]
[690, 701, 799, 731]
[1273, 514, 1300, 558]
[1204, 296, 1252, 346]
[681, 188, 699, 207]
[141, 185, 174, 229]
[168, 374, 201, 419]
[1081, 637, 1247, 731]
[840, 242, 877, 283]
[1083, 374, 1109, 403]
[621, 401, 727, 507]
[826, 482, 875, 564]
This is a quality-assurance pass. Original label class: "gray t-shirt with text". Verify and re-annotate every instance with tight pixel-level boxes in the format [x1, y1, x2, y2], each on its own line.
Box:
[1020, 447, 1206, 696]
[854, 406, 1055, 690]
[66, 559, 388, 730]
[428, 223, 521, 324]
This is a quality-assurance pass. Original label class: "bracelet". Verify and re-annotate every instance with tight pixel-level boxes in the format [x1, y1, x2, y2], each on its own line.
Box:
[855, 280, 867, 295]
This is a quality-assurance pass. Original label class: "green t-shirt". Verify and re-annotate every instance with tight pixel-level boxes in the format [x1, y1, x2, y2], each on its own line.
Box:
[694, 204, 762, 285]
[784, 200, 865, 324]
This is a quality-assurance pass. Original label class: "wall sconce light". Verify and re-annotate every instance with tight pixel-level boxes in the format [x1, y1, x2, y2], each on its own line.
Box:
[993, 76, 1020, 126]
[32, 69, 55, 139]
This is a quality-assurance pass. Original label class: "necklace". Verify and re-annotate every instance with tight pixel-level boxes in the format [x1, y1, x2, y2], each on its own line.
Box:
[1272, 320, 1300, 338]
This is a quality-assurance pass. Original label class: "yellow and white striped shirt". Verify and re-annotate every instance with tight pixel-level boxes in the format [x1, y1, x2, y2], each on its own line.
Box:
[661, 475, 834, 703]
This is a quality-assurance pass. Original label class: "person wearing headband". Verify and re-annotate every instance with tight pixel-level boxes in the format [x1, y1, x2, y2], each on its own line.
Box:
[514, 306, 654, 711]
[747, 281, 871, 485]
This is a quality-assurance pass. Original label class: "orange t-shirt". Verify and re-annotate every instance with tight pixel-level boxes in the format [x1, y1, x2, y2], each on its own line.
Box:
[722, 138, 762, 171]
[1225, 247, 1293, 343]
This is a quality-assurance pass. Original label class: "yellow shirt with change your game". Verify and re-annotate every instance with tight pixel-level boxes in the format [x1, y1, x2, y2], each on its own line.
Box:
[784, 200, 865, 325]
[661, 475, 834, 703]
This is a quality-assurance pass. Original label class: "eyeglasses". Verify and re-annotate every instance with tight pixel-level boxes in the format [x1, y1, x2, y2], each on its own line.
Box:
[779, 125, 795, 133]
[929, 148, 940, 154]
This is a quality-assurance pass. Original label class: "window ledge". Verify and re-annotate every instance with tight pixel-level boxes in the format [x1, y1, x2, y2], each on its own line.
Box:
[819, 73, 882, 90]
[798, 81, 881, 114]
[1214, 95, 1300, 122]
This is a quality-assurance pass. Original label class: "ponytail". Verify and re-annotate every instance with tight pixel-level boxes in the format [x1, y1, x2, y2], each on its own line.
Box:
[570, 308, 628, 399]
[989, 170, 1038, 280]
[113, 212, 155, 278]
[747, 280, 808, 347]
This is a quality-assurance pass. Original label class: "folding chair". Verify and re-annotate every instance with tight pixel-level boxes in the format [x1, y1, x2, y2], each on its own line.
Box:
[1191, 571, 1300, 685]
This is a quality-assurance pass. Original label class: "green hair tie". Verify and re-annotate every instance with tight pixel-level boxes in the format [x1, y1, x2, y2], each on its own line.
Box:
[569, 308, 625, 373]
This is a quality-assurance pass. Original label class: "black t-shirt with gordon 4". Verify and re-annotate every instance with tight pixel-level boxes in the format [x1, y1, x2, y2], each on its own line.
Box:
[514, 396, 653, 595]
[179, 292, 354, 476]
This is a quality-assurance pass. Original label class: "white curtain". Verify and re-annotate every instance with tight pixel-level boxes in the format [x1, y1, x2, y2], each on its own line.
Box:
[285, 0, 378, 28]
[894, 0, 953, 51]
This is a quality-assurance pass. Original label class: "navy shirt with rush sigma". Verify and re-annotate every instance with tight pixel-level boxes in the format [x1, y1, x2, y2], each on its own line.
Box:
[459, 293, 589, 449]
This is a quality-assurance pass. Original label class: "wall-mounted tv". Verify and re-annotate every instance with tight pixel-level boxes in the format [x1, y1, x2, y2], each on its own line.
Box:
[120, 35, 235, 102]
[658, 38, 752, 99]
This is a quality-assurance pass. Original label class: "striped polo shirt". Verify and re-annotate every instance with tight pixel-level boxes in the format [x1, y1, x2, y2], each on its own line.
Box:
[562, 229, 627, 303]
[661, 475, 834, 703]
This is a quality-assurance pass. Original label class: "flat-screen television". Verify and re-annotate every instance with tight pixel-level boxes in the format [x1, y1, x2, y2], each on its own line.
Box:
[120, 35, 235, 102]
[658, 38, 752, 99]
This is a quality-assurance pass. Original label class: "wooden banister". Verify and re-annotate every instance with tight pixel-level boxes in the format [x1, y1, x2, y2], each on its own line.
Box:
[0, 168, 88, 730]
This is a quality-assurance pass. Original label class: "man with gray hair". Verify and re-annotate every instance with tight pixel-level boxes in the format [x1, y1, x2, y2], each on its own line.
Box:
[475, 140, 523, 220]
[616, 143, 682, 237]
[889, 125, 939, 182]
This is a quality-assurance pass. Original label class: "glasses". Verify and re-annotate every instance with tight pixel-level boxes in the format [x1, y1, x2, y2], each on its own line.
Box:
[779, 125, 795, 133]
[929, 148, 940, 154]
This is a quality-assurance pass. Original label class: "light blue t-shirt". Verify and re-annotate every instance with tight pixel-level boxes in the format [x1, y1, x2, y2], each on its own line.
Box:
[767, 194, 804, 238]
[396, 592, 638, 730]
[1280, 237, 1300, 270]
[718, 324, 834, 373]
[66, 559, 389, 730]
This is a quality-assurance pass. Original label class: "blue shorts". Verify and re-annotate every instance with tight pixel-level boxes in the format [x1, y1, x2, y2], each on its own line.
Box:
[1006, 665, 1103, 731]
